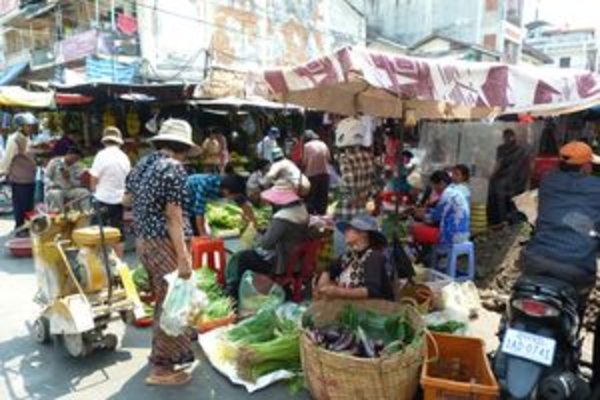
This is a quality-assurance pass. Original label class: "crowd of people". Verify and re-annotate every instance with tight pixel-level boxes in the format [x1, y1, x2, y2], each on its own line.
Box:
[5, 111, 598, 386]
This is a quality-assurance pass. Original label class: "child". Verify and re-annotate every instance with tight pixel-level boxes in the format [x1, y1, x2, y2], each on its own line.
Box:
[452, 164, 471, 204]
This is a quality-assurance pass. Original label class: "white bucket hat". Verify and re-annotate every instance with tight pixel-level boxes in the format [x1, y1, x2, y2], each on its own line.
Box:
[149, 119, 199, 150]
[101, 126, 124, 145]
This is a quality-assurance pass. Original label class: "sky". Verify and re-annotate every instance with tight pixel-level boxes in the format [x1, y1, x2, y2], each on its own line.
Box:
[523, 0, 600, 28]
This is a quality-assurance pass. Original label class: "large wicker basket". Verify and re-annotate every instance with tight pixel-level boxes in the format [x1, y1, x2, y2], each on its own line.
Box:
[301, 300, 426, 400]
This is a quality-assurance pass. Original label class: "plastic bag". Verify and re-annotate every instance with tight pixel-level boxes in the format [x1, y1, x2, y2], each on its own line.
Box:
[160, 272, 208, 337]
[239, 224, 258, 250]
[441, 281, 481, 320]
[238, 270, 285, 315]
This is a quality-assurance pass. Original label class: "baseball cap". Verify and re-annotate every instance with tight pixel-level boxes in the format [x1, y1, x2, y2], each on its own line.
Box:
[559, 141, 600, 165]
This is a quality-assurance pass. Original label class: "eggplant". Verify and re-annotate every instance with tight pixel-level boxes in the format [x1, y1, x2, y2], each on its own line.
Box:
[331, 331, 355, 352]
[322, 326, 343, 343]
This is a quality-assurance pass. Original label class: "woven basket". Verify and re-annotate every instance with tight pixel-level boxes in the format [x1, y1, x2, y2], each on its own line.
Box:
[301, 300, 426, 400]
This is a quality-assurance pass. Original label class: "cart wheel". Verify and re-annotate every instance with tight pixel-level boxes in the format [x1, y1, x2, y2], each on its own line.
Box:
[103, 333, 118, 351]
[61, 334, 92, 358]
[120, 310, 135, 324]
[32, 317, 51, 344]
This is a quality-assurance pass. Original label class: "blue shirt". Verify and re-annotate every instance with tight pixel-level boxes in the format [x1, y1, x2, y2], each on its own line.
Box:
[186, 174, 222, 216]
[527, 170, 600, 275]
[453, 183, 471, 205]
[427, 184, 470, 245]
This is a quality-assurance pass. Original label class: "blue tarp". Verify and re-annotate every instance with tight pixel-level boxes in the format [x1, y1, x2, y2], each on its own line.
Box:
[85, 56, 138, 84]
[0, 62, 27, 85]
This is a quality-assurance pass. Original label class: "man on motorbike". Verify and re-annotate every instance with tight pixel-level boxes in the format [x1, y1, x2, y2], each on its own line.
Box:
[520, 141, 600, 386]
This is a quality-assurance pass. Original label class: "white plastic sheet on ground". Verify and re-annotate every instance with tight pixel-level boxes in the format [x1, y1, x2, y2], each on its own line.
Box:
[198, 326, 295, 393]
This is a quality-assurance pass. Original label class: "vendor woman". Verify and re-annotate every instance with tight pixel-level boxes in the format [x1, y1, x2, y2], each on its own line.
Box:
[227, 183, 309, 297]
[315, 215, 393, 301]
[125, 119, 197, 386]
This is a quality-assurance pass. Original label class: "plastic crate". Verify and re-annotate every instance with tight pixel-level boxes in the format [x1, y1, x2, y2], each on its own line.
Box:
[421, 332, 499, 400]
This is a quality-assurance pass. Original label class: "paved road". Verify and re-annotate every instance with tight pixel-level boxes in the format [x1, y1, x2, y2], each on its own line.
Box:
[0, 219, 306, 400]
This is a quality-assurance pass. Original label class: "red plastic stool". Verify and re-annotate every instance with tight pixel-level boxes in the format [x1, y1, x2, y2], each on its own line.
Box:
[191, 237, 226, 285]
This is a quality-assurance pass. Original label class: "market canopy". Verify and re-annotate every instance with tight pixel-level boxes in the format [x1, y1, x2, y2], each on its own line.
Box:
[253, 46, 600, 119]
[0, 86, 54, 108]
[189, 96, 302, 111]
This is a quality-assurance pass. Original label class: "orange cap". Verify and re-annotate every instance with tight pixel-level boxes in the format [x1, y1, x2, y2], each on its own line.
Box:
[559, 141, 600, 165]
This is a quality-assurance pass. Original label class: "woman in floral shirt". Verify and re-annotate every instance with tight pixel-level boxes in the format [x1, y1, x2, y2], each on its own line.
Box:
[125, 119, 198, 386]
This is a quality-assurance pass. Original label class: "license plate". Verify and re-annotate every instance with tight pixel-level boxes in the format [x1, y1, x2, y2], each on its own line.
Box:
[501, 328, 556, 366]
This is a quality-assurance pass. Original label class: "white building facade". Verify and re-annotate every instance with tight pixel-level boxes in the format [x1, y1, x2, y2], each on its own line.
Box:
[526, 22, 598, 71]
[366, 0, 525, 63]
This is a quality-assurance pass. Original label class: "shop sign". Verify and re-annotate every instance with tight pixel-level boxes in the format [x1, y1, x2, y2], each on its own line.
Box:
[60, 30, 98, 64]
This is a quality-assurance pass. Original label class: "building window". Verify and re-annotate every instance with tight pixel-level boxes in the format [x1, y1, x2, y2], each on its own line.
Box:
[505, 0, 523, 26]
[503, 40, 518, 64]
[483, 34, 497, 51]
[559, 57, 571, 68]
[486, 0, 498, 11]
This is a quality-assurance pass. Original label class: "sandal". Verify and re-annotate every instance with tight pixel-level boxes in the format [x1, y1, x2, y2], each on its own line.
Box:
[145, 371, 192, 386]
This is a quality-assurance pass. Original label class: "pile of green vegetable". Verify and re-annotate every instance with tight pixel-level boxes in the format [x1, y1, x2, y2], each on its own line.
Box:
[131, 264, 151, 293]
[206, 203, 243, 231]
[195, 267, 234, 322]
[130, 265, 154, 318]
[206, 202, 272, 232]
[303, 305, 421, 358]
[253, 206, 272, 230]
[219, 307, 301, 382]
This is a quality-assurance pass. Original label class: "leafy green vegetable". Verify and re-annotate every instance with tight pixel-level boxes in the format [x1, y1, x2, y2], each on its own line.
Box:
[206, 202, 243, 230]
[428, 320, 466, 334]
[236, 331, 301, 382]
[204, 297, 234, 321]
[195, 267, 224, 300]
[131, 265, 150, 292]
[226, 308, 278, 344]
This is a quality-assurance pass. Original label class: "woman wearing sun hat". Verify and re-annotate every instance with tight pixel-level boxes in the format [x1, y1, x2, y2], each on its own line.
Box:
[314, 215, 393, 301]
[125, 119, 200, 386]
[227, 181, 310, 297]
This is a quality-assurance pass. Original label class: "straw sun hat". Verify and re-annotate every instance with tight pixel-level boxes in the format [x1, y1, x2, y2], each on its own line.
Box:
[149, 119, 199, 151]
[101, 126, 124, 145]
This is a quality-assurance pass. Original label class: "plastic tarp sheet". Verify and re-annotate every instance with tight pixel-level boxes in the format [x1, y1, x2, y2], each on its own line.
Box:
[0, 62, 27, 85]
[0, 86, 54, 108]
[255, 46, 600, 118]
[198, 326, 295, 393]
[417, 121, 543, 203]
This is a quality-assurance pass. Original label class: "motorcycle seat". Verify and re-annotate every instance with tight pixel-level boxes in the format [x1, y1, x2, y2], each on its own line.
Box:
[514, 275, 579, 305]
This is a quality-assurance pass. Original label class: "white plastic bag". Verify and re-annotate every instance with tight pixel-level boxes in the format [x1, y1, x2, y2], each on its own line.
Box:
[441, 281, 482, 320]
[160, 272, 208, 337]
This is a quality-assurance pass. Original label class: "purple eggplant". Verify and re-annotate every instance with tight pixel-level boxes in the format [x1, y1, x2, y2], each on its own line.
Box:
[331, 331, 355, 352]
[322, 326, 343, 343]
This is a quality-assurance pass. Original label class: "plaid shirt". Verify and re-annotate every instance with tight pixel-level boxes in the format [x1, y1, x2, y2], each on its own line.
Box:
[334, 147, 377, 221]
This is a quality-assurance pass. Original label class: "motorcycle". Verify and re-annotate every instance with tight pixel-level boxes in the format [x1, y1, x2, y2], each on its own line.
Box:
[493, 272, 591, 399]
[492, 192, 600, 399]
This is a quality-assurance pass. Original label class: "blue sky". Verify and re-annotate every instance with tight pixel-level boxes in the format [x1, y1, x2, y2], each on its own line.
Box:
[524, 0, 600, 28]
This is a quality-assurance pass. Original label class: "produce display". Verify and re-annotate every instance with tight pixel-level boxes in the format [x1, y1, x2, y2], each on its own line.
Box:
[131, 264, 151, 293]
[206, 203, 272, 233]
[214, 307, 302, 383]
[206, 203, 244, 231]
[303, 305, 420, 358]
[195, 267, 234, 327]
